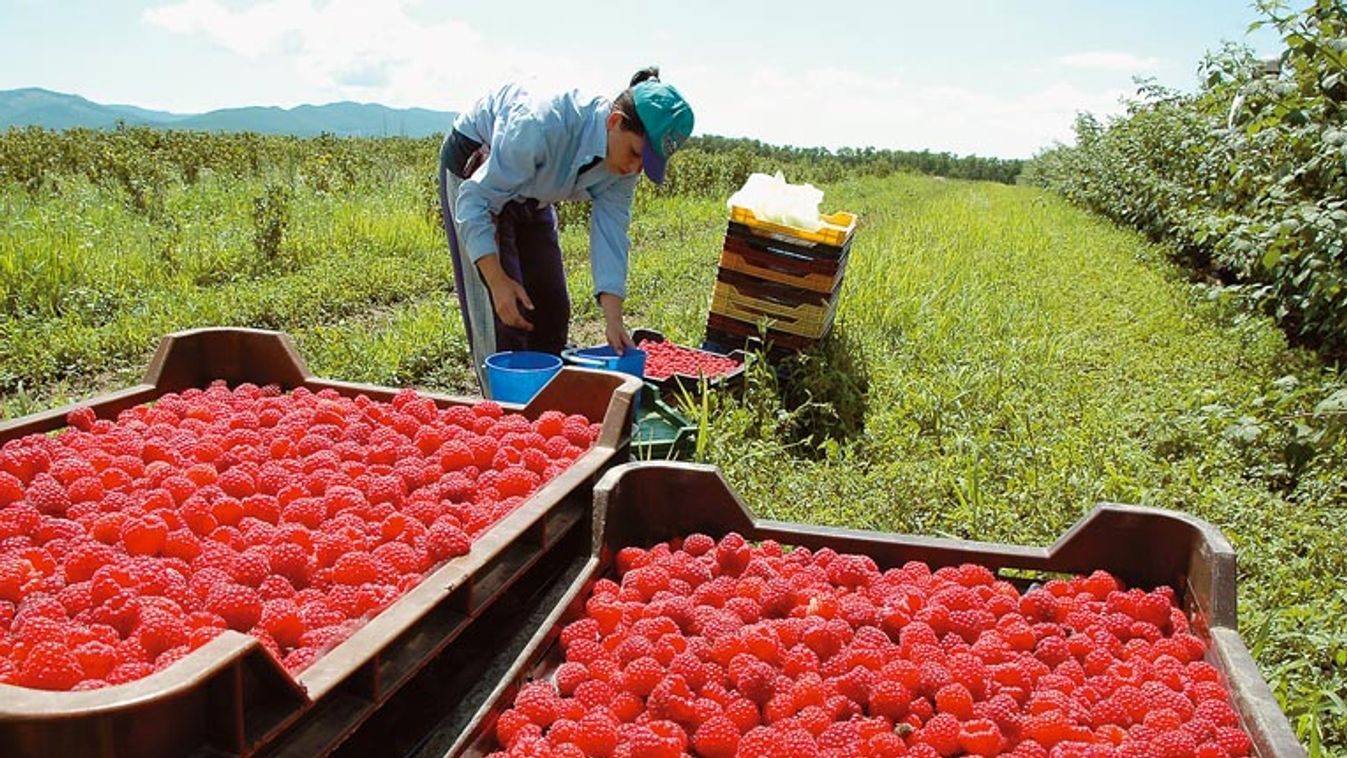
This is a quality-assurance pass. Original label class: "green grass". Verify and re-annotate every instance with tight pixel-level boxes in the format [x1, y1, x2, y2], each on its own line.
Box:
[2, 170, 1344, 753]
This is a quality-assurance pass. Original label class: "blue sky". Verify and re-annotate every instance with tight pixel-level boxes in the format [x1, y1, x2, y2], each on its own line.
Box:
[0, 0, 1285, 158]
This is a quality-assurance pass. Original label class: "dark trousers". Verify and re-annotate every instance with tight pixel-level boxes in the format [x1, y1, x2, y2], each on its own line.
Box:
[491, 200, 570, 354]
[439, 132, 571, 383]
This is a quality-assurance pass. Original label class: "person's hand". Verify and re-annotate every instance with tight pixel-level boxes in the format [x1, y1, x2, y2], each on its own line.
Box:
[477, 254, 534, 331]
[489, 276, 535, 330]
[606, 320, 635, 354]
[598, 292, 632, 354]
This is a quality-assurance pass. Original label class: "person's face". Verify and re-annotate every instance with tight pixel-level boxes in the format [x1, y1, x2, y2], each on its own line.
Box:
[604, 110, 645, 177]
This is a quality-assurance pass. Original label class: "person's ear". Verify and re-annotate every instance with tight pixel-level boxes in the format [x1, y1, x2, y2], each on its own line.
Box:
[606, 110, 624, 131]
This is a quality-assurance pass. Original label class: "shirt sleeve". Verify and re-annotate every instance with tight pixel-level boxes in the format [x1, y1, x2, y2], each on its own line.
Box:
[453, 113, 546, 262]
[588, 175, 638, 301]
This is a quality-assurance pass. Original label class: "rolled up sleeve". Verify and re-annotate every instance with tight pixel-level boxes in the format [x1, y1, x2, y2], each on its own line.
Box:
[588, 176, 637, 300]
[454, 116, 545, 262]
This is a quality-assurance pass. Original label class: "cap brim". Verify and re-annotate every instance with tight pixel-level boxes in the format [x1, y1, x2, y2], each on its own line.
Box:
[642, 140, 667, 185]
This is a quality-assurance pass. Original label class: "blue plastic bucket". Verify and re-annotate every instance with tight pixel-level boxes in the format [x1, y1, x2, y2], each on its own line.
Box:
[484, 351, 563, 404]
[567, 346, 647, 379]
[563, 345, 647, 412]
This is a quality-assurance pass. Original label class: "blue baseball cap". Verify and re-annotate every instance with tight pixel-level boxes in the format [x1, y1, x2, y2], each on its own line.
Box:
[633, 80, 694, 185]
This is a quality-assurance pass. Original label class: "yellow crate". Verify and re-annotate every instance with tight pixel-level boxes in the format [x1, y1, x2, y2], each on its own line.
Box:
[727, 206, 858, 248]
[710, 279, 841, 339]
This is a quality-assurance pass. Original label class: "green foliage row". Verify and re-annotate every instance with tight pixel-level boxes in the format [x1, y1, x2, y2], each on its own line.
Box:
[1023, 0, 1347, 358]
[0, 122, 1020, 262]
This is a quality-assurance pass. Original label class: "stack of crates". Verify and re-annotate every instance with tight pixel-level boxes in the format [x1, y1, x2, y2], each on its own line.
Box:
[705, 204, 858, 358]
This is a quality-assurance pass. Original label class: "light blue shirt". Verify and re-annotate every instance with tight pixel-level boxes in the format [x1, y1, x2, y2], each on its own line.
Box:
[452, 84, 639, 300]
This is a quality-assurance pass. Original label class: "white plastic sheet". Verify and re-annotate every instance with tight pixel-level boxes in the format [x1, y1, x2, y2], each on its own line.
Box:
[727, 172, 824, 232]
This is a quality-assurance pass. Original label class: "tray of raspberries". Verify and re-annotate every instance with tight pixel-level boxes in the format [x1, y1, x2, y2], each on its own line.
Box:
[450, 462, 1302, 758]
[633, 329, 747, 395]
[0, 328, 640, 758]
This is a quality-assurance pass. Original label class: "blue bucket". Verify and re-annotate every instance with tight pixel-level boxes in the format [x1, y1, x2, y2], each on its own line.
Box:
[567, 346, 647, 379]
[563, 345, 647, 412]
[484, 351, 563, 404]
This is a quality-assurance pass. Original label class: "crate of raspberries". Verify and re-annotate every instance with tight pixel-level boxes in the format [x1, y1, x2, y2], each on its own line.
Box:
[633, 329, 747, 396]
[448, 462, 1305, 758]
[0, 328, 641, 758]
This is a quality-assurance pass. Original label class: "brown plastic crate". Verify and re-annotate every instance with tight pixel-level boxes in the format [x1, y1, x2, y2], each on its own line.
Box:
[0, 327, 641, 758]
[704, 315, 824, 359]
[719, 239, 850, 295]
[444, 462, 1306, 758]
[725, 221, 853, 266]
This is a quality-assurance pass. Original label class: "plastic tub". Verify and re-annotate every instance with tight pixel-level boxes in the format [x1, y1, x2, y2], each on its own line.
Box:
[630, 392, 697, 461]
[560, 345, 647, 379]
[561, 345, 647, 414]
[0, 328, 641, 758]
[483, 351, 563, 404]
[630, 328, 747, 397]
[445, 462, 1306, 758]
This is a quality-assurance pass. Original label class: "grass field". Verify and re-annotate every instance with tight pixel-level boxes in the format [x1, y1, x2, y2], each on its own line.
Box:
[2, 170, 1344, 753]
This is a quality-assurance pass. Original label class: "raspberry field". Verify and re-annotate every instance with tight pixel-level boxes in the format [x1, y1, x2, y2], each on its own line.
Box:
[0, 130, 1345, 754]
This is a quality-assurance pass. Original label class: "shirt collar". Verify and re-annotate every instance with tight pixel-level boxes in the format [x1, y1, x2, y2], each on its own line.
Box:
[573, 100, 610, 176]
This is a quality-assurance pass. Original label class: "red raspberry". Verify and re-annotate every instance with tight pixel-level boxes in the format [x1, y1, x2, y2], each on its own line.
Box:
[514, 681, 560, 727]
[137, 609, 190, 658]
[219, 467, 256, 498]
[534, 410, 567, 439]
[470, 400, 503, 419]
[552, 661, 589, 696]
[260, 599, 306, 648]
[958, 717, 1004, 756]
[1132, 592, 1172, 627]
[65, 475, 104, 504]
[1213, 726, 1252, 757]
[919, 712, 961, 755]
[494, 708, 533, 748]
[26, 474, 70, 515]
[934, 682, 975, 719]
[65, 406, 97, 432]
[826, 553, 876, 588]
[681, 533, 715, 557]
[495, 467, 539, 499]
[1153, 729, 1199, 758]
[17, 640, 84, 690]
[206, 583, 263, 631]
[425, 523, 472, 563]
[331, 552, 381, 585]
[1024, 709, 1076, 747]
[574, 710, 619, 757]
[63, 541, 117, 583]
[869, 679, 913, 722]
[624, 655, 667, 697]
[121, 515, 168, 556]
[73, 640, 117, 681]
[1194, 699, 1241, 729]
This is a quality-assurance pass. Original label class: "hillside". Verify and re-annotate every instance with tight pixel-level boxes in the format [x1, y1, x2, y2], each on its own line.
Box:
[0, 88, 454, 137]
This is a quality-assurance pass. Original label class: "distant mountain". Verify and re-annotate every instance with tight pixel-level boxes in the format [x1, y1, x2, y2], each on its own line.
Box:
[0, 88, 455, 138]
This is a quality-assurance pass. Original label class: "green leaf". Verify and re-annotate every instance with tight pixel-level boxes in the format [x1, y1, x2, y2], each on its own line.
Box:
[1314, 388, 1347, 415]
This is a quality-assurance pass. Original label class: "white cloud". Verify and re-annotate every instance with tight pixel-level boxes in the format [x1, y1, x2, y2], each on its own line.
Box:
[142, 0, 607, 109]
[141, 0, 1129, 157]
[676, 64, 1127, 158]
[1058, 51, 1163, 73]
